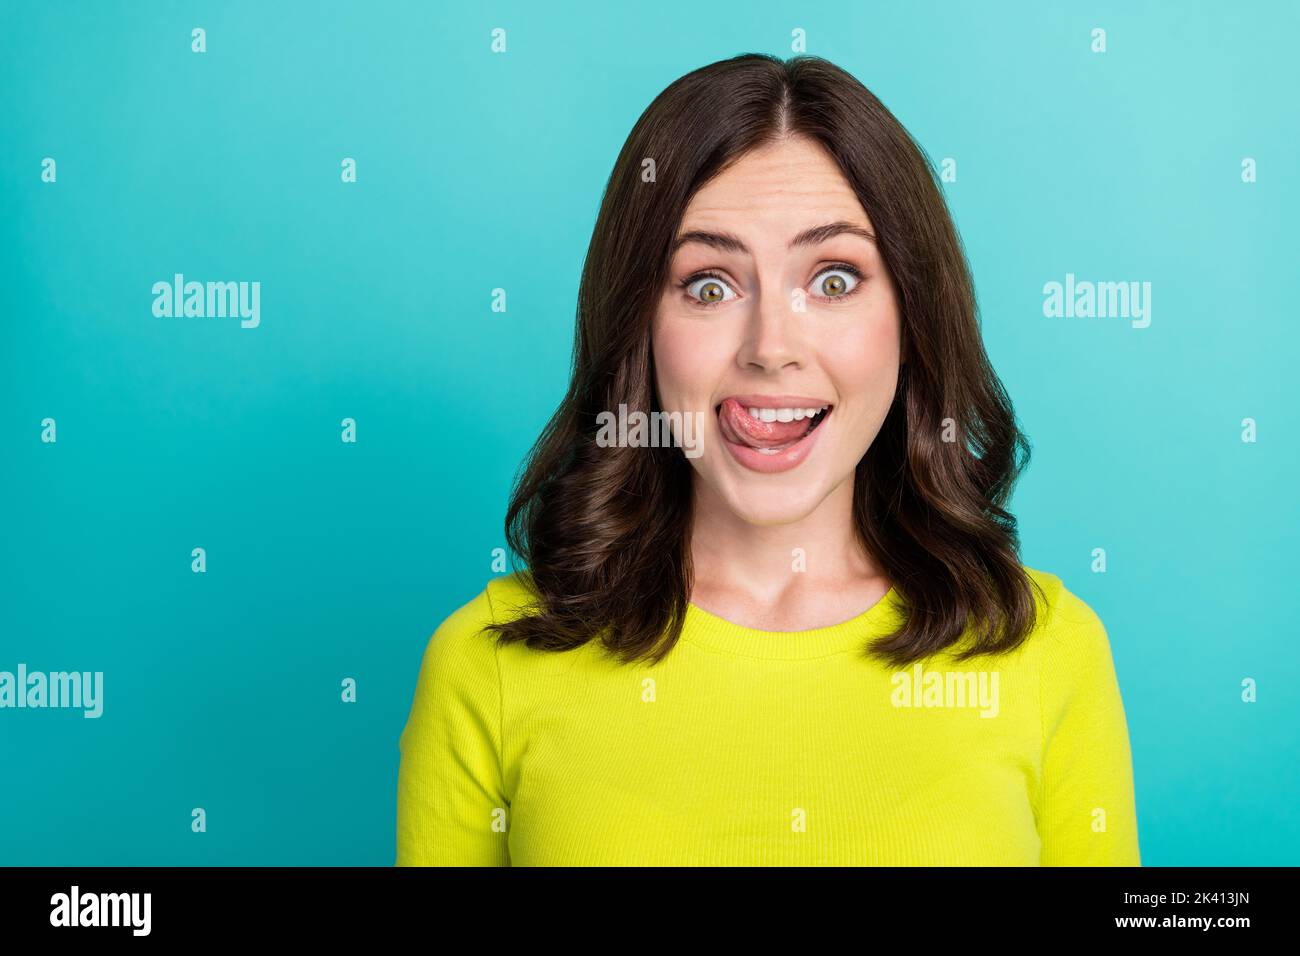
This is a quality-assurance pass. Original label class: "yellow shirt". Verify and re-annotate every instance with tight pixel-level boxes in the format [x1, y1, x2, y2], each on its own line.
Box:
[395, 566, 1141, 866]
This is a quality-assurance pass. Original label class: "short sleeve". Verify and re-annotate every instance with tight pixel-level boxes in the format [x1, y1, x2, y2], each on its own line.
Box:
[1036, 577, 1141, 866]
[395, 586, 510, 866]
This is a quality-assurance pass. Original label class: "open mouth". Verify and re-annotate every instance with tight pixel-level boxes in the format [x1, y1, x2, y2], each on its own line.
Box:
[714, 399, 833, 455]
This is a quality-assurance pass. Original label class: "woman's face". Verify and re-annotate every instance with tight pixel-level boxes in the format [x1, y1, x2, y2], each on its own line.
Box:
[651, 135, 903, 527]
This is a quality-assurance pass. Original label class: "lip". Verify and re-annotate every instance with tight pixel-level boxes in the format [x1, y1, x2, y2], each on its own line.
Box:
[716, 394, 834, 410]
[714, 397, 833, 474]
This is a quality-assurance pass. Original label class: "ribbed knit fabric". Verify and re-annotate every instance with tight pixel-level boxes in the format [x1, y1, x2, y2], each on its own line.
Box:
[395, 567, 1141, 866]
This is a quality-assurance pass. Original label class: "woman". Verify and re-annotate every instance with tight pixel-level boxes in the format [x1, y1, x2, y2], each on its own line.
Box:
[396, 53, 1140, 866]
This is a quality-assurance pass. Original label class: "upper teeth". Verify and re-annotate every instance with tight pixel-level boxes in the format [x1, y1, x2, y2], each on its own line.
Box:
[746, 405, 829, 422]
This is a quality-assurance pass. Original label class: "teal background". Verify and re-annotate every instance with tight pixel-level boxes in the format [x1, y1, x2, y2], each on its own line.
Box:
[2, 0, 1296, 865]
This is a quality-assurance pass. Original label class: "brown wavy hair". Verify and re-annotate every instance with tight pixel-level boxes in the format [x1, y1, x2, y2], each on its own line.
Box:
[485, 52, 1044, 667]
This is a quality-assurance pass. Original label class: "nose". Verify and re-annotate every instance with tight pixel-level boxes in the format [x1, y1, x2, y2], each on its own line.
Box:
[735, 278, 806, 373]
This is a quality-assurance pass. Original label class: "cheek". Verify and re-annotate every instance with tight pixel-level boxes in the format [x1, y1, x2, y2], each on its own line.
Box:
[836, 326, 899, 375]
[651, 313, 729, 407]
[820, 309, 902, 406]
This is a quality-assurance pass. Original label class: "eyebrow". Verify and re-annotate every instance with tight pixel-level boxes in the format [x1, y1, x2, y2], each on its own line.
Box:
[669, 220, 877, 256]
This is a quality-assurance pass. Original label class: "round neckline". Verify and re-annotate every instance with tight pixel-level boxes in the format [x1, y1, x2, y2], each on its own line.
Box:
[680, 585, 903, 660]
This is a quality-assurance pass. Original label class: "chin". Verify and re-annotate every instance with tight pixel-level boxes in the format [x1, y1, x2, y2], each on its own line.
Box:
[717, 481, 830, 527]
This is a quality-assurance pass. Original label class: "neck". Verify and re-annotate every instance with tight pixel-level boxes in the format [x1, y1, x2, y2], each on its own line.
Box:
[687, 474, 881, 607]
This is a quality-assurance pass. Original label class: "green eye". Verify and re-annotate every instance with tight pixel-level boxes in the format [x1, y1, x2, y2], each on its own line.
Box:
[815, 267, 860, 298]
[699, 280, 725, 302]
[683, 273, 738, 307]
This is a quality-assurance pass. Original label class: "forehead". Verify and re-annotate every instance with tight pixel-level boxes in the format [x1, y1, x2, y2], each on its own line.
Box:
[677, 136, 869, 230]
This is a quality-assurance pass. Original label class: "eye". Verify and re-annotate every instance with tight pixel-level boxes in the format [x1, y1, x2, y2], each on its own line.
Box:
[810, 264, 864, 299]
[681, 271, 739, 307]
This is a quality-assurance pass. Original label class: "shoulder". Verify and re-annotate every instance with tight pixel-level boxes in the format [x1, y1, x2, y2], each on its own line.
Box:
[484, 570, 543, 624]
[404, 574, 538, 731]
[419, 572, 541, 665]
[1020, 565, 1121, 705]
[1019, 568, 1140, 863]
[1021, 565, 1110, 654]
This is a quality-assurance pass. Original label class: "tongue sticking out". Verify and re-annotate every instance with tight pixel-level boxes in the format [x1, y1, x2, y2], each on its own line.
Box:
[719, 398, 816, 449]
